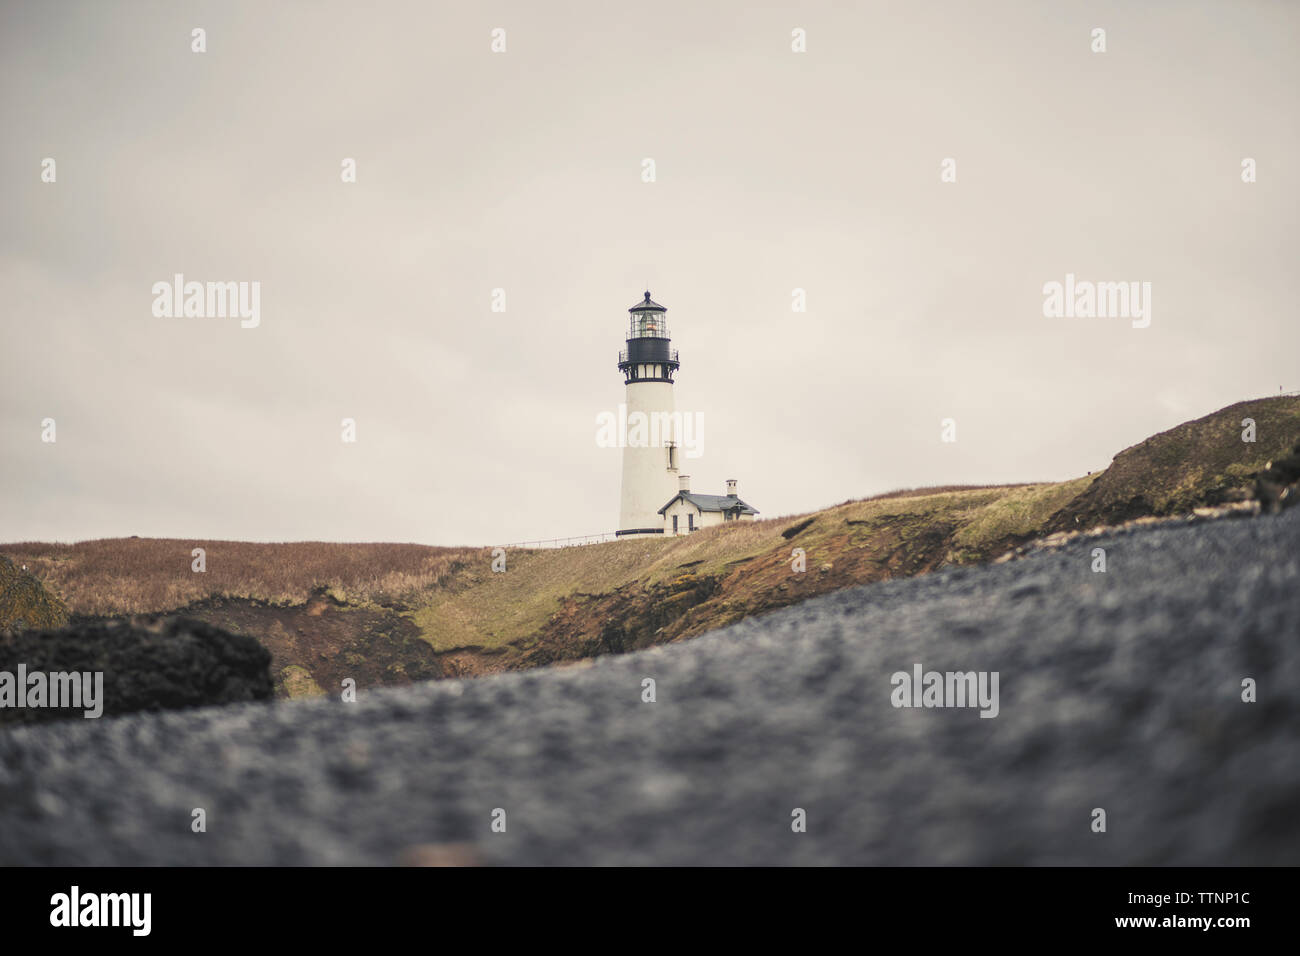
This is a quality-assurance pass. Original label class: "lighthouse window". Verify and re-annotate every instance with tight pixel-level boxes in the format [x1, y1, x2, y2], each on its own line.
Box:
[634, 315, 662, 337]
[672, 515, 678, 533]
[688, 513, 695, 531]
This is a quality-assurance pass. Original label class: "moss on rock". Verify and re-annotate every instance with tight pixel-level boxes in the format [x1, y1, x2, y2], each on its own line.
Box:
[0, 554, 69, 634]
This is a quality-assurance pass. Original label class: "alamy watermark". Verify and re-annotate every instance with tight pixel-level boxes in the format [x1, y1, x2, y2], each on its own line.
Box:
[1043, 273, 1151, 328]
[0, 665, 103, 718]
[50, 886, 150, 936]
[890, 663, 999, 718]
[595, 404, 704, 458]
[152, 273, 260, 328]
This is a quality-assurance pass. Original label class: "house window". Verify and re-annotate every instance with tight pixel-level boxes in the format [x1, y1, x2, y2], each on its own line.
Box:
[688, 513, 695, 531]
[672, 514, 678, 533]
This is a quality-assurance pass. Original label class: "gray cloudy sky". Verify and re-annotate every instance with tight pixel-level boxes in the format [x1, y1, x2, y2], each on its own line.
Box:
[2, 0, 1297, 545]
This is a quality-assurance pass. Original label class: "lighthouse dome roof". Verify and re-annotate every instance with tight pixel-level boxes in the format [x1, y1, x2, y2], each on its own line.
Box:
[629, 291, 667, 313]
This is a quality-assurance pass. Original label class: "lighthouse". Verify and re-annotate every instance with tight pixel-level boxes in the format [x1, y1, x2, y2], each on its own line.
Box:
[616, 291, 681, 536]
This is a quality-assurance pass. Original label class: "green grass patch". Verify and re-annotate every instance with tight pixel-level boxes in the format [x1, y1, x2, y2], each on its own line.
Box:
[953, 476, 1095, 552]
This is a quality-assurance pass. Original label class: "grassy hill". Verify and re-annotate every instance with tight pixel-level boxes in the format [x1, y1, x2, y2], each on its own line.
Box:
[4, 395, 1298, 698]
[1046, 395, 1300, 530]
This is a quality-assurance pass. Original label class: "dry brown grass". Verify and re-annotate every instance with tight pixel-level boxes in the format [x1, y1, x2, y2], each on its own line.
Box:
[862, 482, 1042, 502]
[0, 539, 475, 616]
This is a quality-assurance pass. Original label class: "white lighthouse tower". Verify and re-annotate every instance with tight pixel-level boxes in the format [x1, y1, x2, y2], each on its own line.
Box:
[616, 291, 681, 536]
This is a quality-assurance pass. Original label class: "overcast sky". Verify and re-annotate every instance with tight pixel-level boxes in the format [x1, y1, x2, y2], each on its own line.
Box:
[2, 0, 1297, 546]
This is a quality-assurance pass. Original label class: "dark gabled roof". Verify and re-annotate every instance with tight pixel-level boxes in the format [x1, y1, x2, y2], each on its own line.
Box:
[657, 492, 759, 516]
[630, 290, 666, 313]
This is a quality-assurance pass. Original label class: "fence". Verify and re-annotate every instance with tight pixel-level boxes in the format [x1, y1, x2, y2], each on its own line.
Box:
[498, 532, 619, 550]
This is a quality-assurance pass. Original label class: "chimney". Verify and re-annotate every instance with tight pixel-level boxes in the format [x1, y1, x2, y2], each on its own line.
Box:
[679, 474, 691, 493]
[726, 478, 738, 497]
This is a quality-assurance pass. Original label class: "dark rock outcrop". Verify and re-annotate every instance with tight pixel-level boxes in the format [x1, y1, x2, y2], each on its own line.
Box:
[1256, 441, 1300, 513]
[0, 617, 273, 727]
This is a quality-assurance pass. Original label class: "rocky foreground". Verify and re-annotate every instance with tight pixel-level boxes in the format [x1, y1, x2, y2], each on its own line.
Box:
[0, 507, 1296, 865]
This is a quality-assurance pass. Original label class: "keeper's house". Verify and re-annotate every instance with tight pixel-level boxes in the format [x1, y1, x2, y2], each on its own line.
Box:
[658, 476, 759, 536]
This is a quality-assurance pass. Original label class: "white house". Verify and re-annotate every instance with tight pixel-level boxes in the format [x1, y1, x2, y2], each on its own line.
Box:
[658, 476, 759, 536]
